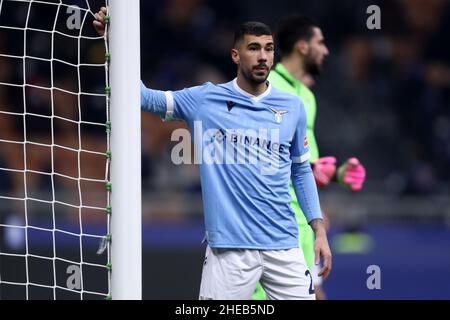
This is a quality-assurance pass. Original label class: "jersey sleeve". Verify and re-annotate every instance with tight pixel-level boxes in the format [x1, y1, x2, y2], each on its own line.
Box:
[290, 98, 311, 164]
[141, 81, 168, 119]
[140, 81, 211, 122]
[167, 83, 211, 122]
[291, 160, 323, 223]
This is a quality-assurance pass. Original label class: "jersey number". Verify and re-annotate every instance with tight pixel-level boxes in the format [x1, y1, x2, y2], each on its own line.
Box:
[305, 270, 315, 294]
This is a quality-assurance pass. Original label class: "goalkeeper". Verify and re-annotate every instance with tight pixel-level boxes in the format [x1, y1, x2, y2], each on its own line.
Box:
[253, 15, 366, 300]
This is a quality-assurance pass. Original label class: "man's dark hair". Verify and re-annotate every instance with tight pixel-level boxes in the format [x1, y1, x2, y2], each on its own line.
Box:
[233, 21, 273, 48]
[277, 15, 319, 57]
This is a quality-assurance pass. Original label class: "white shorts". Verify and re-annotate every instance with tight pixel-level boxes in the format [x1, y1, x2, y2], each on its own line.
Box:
[199, 246, 316, 300]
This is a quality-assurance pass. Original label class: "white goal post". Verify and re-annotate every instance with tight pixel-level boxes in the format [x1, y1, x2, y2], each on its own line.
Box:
[109, 0, 142, 300]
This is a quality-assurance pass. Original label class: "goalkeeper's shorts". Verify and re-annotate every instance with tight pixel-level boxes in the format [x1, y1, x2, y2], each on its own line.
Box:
[199, 245, 315, 300]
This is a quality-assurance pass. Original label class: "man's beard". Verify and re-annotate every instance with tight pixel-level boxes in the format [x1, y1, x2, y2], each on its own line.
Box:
[304, 58, 322, 76]
[241, 65, 269, 85]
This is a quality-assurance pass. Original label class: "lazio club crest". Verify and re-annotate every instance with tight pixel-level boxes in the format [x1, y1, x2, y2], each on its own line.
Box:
[269, 107, 289, 124]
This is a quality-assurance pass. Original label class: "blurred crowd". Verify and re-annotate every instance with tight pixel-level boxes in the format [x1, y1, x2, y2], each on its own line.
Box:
[140, 0, 450, 199]
[0, 0, 449, 224]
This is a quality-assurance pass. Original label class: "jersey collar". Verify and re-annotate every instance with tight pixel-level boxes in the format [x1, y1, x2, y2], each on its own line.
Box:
[232, 78, 272, 102]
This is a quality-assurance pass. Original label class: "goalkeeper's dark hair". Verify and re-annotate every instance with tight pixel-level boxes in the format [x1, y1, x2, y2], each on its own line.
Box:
[277, 15, 319, 57]
[233, 21, 273, 48]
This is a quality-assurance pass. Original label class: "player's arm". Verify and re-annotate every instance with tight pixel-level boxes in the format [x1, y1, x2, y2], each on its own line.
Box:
[140, 82, 171, 119]
[309, 218, 331, 279]
[93, 9, 170, 119]
[141, 81, 210, 122]
[291, 161, 332, 280]
[94, 6, 207, 122]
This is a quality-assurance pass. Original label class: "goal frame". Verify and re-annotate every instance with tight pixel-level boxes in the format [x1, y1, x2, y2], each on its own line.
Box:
[109, 0, 142, 300]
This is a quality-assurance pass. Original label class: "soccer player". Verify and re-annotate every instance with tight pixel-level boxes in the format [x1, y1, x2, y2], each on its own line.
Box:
[252, 15, 366, 300]
[94, 8, 331, 300]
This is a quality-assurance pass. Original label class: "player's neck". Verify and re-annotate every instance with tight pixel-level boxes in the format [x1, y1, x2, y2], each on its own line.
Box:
[281, 57, 305, 82]
[236, 75, 269, 97]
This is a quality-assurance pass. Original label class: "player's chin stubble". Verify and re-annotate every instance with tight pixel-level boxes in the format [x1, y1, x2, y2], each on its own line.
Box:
[241, 67, 268, 85]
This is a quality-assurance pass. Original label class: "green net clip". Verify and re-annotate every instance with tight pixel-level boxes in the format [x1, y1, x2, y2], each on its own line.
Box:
[106, 263, 112, 272]
[104, 16, 110, 24]
[106, 182, 112, 191]
[105, 53, 111, 62]
[106, 205, 112, 215]
[106, 150, 112, 160]
[106, 121, 112, 131]
[106, 234, 112, 242]
[105, 86, 111, 96]
[105, 294, 112, 300]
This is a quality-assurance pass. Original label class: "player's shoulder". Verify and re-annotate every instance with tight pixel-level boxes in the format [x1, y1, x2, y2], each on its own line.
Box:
[270, 85, 303, 106]
[192, 80, 235, 95]
[180, 81, 218, 98]
[215, 80, 237, 92]
[192, 81, 215, 91]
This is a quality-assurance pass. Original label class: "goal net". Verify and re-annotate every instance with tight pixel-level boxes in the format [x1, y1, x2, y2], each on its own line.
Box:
[0, 0, 141, 300]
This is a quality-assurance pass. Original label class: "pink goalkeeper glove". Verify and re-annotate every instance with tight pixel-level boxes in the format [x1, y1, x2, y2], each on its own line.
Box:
[312, 156, 337, 188]
[337, 157, 366, 192]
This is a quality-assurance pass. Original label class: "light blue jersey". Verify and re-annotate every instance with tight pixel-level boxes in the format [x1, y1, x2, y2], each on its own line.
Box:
[141, 79, 322, 249]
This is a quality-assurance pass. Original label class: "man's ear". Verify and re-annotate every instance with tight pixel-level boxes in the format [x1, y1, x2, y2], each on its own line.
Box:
[295, 40, 309, 56]
[231, 48, 240, 65]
